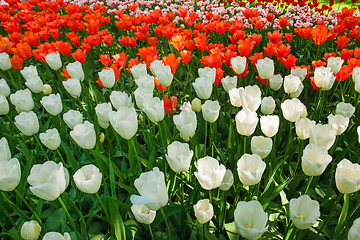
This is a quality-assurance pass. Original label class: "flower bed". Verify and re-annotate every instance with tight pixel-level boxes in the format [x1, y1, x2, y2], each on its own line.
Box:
[0, 0, 360, 239]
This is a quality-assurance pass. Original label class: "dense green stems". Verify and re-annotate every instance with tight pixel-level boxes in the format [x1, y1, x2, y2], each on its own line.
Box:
[217, 191, 226, 235]
[0, 194, 16, 226]
[315, 193, 343, 240]
[58, 196, 82, 240]
[160, 207, 172, 240]
[203, 223, 206, 240]
[130, 137, 142, 171]
[14, 189, 43, 226]
[294, 140, 305, 174]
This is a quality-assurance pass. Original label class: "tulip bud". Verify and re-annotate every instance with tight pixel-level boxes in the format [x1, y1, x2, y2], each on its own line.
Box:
[256, 57, 274, 79]
[0, 52, 11, 70]
[231, 56, 247, 75]
[10, 89, 34, 112]
[62, 78, 81, 98]
[110, 91, 133, 110]
[222, 76, 237, 92]
[336, 102, 355, 118]
[291, 67, 307, 81]
[66, 61, 84, 81]
[220, 169, 234, 191]
[235, 108, 258, 136]
[269, 74, 283, 91]
[14, 111, 39, 136]
[39, 128, 61, 150]
[130, 167, 168, 210]
[290, 195, 320, 229]
[150, 60, 173, 87]
[191, 98, 202, 112]
[295, 118, 316, 140]
[173, 111, 197, 138]
[328, 114, 349, 135]
[348, 217, 360, 240]
[201, 100, 220, 123]
[309, 124, 337, 150]
[261, 96, 276, 115]
[99, 68, 116, 88]
[237, 153, 266, 186]
[99, 132, 105, 143]
[0, 78, 10, 97]
[194, 199, 214, 224]
[70, 121, 96, 149]
[327, 56, 343, 74]
[40, 93, 63, 116]
[166, 141, 193, 173]
[21, 220, 41, 240]
[193, 77, 212, 100]
[63, 110, 83, 129]
[0, 158, 21, 191]
[45, 52, 62, 71]
[42, 232, 71, 240]
[131, 63, 148, 80]
[134, 74, 155, 91]
[131, 204, 156, 224]
[335, 159, 360, 194]
[109, 106, 138, 140]
[234, 200, 268, 240]
[302, 144, 332, 176]
[194, 156, 226, 190]
[251, 136, 272, 159]
[42, 84, 52, 95]
[281, 98, 306, 122]
[0, 94, 9, 115]
[27, 161, 69, 201]
[240, 85, 262, 112]
[142, 97, 165, 123]
[73, 164, 102, 194]
[0, 137, 11, 161]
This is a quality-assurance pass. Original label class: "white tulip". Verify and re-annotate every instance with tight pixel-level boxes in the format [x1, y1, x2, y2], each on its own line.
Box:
[0, 52, 11, 70]
[240, 85, 262, 112]
[39, 128, 61, 150]
[131, 204, 156, 224]
[235, 108, 258, 136]
[173, 111, 197, 138]
[260, 96, 276, 115]
[295, 118, 316, 140]
[291, 67, 307, 81]
[10, 89, 34, 112]
[309, 124, 337, 150]
[0, 158, 21, 191]
[222, 76, 237, 92]
[62, 78, 81, 98]
[45, 52, 62, 70]
[194, 156, 226, 190]
[14, 111, 39, 136]
[193, 77, 212, 100]
[201, 100, 220, 123]
[237, 153, 266, 186]
[109, 106, 138, 140]
[20, 65, 38, 81]
[301, 144, 332, 176]
[256, 57, 274, 79]
[21, 220, 41, 240]
[328, 114, 349, 135]
[289, 195, 320, 229]
[130, 63, 148, 80]
[166, 141, 193, 173]
[335, 159, 360, 194]
[231, 56, 247, 75]
[134, 74, 155, 91]
[0, 94, 9, 115]
[63, 110, 83, 129]
[0, 78, 10, 97]
[193, 199, 214, 224]
[70, 121, 96, 149]
[66, 61, 84, 81]
[251, 136, 272, 159]
[142, 97, 164, 123]
[327, 56, 343, 74]
[335, 102, 355, 118]
[198, 67, 216, 84]
[25, 76, 43, 93]
[98, 68, 115, 88]
[73, 164, 102, 194]
[110, 91, 133, 109]
[40, 93, 63, 116]
[269, 74, 283, 91]
[0, 137, 11, 161]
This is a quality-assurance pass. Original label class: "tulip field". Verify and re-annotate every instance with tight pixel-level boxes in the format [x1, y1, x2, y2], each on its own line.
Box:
[1, 0, 360, 239]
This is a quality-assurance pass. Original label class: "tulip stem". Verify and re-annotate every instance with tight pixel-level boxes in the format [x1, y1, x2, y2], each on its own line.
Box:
[130, 137, 142, 172]
[160, 207, 172, 240]
[334, 194, 349, 238]
[209, 190, 213, 203]
[58, 196, 82, 240]
[56, 149, 66, 166]
[14, 189, 43, 226]
[204, 121, 208, 156]
[148, 224, 154, 240]
[294, 140, 305, 174]
[95, 193, 109, 219]
[203, 223, 206, 240]
[304, 176, 313, 195]
[33, 135, 51, 162]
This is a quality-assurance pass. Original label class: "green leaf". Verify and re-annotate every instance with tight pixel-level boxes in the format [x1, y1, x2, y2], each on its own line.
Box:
[43, 208, 66, 233]
[108, 197, 126, 240]
[259, 179, 291, 206]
